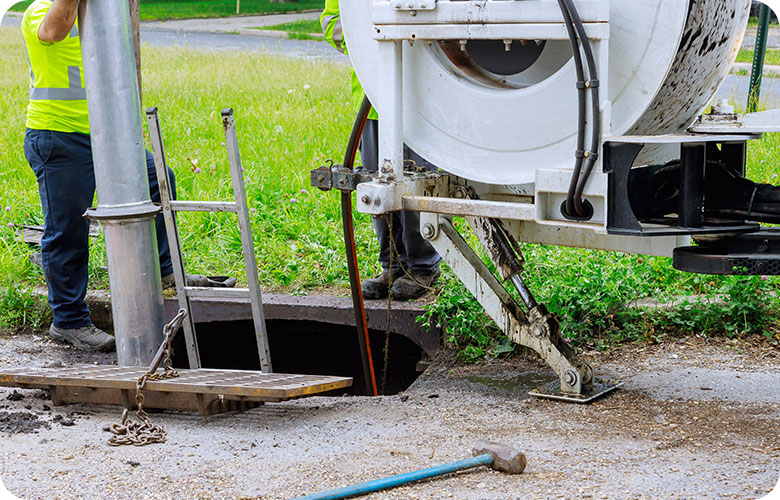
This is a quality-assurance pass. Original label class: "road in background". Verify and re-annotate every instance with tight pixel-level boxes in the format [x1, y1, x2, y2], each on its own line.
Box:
[1, 12, 345, 62]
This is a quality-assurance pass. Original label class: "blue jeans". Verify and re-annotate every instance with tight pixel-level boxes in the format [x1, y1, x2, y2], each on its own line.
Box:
[24, 129, 175, 329]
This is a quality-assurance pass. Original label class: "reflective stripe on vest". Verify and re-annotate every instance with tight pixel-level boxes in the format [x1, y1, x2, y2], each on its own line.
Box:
[321, 14, 344, 53]
[30, 65, 86, 101]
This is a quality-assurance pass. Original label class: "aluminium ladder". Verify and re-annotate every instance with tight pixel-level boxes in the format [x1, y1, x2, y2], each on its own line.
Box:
[145, 107, 272, 372]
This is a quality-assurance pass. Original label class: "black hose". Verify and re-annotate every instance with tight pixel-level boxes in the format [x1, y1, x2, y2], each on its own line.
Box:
[557, 0, 587, 217]
[342, 96, 378, 396]
[562, 0, 601, 216]
[557, 0, 601, 218]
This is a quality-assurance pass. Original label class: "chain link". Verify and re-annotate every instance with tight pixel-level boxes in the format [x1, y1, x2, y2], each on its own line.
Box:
[381, 214, 394, 394]
[106, 309, 187, 447]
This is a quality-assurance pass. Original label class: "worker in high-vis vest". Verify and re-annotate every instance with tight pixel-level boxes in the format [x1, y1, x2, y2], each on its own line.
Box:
[21, 0, 177, 352]
[321, 2, 441, 301]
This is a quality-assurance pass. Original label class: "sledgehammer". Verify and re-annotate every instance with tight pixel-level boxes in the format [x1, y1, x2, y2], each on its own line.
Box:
[292, 441, 526, 500]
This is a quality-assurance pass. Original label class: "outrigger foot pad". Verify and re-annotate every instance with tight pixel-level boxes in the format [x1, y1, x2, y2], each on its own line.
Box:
[529, 378, 624, 404]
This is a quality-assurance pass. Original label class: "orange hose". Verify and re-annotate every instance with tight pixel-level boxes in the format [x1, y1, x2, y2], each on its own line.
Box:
[341, 97, 378, 396]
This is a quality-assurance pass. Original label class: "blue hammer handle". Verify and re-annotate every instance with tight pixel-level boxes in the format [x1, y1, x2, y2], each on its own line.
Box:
[292, 453, 494, 500]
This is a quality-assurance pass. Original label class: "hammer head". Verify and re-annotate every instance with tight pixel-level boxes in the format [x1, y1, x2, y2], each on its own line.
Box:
[472, 441, 527, 474]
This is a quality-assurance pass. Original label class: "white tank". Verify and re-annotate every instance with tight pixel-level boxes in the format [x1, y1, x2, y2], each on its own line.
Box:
[342, 0, 750, 185]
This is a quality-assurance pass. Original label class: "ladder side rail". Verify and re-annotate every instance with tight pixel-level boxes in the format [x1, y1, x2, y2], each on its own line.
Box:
[145, 107, 202, 369]
[221, 109, 273, 373]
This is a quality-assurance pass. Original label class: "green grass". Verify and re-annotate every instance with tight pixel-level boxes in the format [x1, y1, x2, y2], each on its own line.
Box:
[748, 16, 780, 28]
[737, 48, 780, 66]
[8, 0, 321, 21]
[256, 19, 322, 40]
[1, 26, 778, 357]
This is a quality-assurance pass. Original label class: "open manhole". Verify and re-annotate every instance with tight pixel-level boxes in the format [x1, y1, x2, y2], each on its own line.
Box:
[165, 295, 442, 396]
[174, 320, 427, 396]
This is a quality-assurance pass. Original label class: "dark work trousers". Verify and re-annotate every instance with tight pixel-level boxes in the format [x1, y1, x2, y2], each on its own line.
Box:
[24, 129, 175, 329]
[359, 119, 441, 273]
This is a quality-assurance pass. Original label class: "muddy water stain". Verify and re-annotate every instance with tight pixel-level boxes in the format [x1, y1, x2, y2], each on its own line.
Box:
[463, 372, 557, 396]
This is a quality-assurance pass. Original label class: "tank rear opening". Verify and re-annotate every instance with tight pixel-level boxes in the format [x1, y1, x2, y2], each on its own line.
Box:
[171, 319, 426, 396]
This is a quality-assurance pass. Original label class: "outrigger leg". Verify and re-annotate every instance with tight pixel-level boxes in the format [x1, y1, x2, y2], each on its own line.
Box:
[420, 213, 622, 403]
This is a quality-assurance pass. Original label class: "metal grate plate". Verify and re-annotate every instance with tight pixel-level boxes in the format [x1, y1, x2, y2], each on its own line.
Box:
[0, 365, 352, 403]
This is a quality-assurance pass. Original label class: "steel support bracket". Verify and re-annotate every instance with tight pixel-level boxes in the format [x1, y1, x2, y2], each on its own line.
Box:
[356, 171, 453, 214]
[84, 202, 161, 221]
[425, 215, 619, 402]
[310, 164, 376, 193]
[310, 165, 334, 192]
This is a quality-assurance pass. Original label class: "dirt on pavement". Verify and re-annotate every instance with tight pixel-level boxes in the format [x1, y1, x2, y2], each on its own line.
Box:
[0, 330, 778, 500]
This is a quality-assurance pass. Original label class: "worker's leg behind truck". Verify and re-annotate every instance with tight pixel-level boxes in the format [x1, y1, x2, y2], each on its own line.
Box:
[24, 129, 175, 344]
[359, 119, 441, 300]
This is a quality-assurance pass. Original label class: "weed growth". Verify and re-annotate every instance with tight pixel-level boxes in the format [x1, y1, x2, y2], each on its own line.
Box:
[0, 284, 49, 332]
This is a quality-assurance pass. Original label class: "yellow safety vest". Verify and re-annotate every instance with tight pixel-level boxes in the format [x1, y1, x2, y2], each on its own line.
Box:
[320, 1, 378, 120]
[22, 0, 90, 134]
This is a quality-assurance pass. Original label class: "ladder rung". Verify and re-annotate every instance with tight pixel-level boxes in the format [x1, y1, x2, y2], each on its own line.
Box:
[170, 201, 238, 213]
[184, 287, 251, 299]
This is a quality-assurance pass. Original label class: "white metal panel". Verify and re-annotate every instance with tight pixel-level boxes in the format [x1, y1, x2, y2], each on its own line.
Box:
[373, 23, 609, 40]
[372, 0, 607, 24]
[342, 0, 749, 185]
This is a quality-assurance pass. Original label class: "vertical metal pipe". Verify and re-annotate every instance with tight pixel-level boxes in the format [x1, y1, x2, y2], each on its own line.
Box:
[748, 4, 771, 113]
[377, 41, 404, 181]
[80, 0, 165, 366]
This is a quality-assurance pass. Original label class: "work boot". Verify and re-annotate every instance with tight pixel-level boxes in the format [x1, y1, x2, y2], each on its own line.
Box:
[390, 267, 440, 300]
[49, 324, 115, 352]
[361, 269, 402, 300]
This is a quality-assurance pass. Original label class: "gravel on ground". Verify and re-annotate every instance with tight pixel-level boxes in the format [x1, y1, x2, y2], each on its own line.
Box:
[0, 330, 778, 500]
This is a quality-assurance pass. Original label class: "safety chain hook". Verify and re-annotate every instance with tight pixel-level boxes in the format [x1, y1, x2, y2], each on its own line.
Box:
[105, 309, 188, 446]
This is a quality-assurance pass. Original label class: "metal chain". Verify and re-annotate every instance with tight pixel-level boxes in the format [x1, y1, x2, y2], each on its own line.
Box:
[382, 214, 394, 394]
[378, 155, 438, 391]
[106, 309, 188, 447]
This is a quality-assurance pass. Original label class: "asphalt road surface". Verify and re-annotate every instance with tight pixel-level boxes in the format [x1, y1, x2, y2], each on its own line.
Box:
[139, 28, 346, 62]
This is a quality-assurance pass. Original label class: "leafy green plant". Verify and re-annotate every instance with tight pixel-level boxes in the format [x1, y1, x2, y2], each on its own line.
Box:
[0, 283, 50, 332]
[418, 267, 506, 363]
[422, 242, 780, 359]
[719, 275, 778, 337]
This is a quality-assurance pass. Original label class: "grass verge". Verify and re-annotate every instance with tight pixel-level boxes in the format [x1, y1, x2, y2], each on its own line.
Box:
[255, 19, 322, 40]
[747, 16, 780, 28]
[8, 0, 322, 21]
[737, 48, 780, 66]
